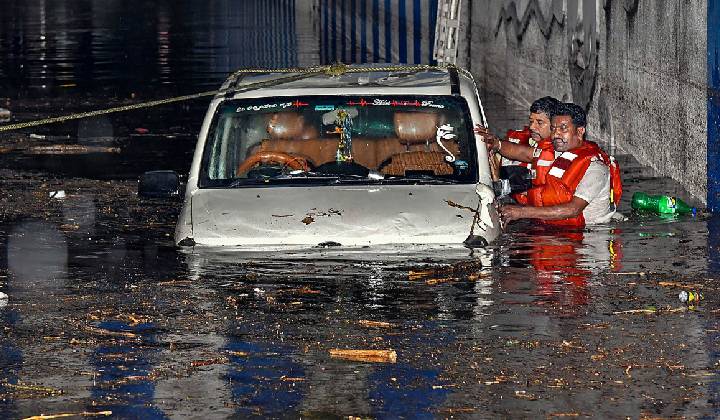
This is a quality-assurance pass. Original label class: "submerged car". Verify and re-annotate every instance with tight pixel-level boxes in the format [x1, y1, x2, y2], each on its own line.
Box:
[153, 64, 500, 247]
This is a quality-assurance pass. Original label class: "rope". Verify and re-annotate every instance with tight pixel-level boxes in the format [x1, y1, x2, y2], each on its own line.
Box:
[0, 63, 460, 134]
[0, 90, 217, 133]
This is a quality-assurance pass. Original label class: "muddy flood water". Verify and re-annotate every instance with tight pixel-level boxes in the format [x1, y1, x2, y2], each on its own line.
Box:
[2, 2, 720, 419]
[0, 98, 718, 419]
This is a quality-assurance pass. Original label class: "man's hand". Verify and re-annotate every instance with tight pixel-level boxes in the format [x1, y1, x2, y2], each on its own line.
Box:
[499, 204, 525, 227]
[474, 124, 500, 153]
[476, 124, 536, 164]
[498, 197, 589, 228]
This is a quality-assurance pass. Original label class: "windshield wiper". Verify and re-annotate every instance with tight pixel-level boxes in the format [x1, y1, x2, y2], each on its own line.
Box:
[283, 172, 372, 182]
[226, 172, 369, 187]
[382, 174, 459, 184]
[227, 172, 458, 186]
[282, 170, 337, 178]
[275, 170, 379, 182]
[227, 178, 265, 188]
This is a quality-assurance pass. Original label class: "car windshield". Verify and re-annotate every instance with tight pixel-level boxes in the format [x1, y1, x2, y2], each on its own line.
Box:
[199, 95, 478, 187]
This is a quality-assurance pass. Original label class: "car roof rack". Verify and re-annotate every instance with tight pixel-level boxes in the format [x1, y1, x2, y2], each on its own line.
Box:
[217, 63, 469, 98]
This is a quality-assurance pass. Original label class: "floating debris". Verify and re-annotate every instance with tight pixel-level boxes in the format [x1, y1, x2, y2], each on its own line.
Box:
[82, 325, 137, 338]
[317, 241, 341, 248]
[513, 390, 537, 400]
[357, 320, 394, 328]
[26, 145, 121, 155]
[280, 376, 305, 382]
[329, 349, 397, 363]
[409, 259, 486, 283]
[49, 190, 66, 199]
[678, 290, 703, 304]
[613, 308, 657, 315]
[190, 357, 229, 367]
[21, 411, 112, 420]
[1, 381, 63, 398]
[608, 271, 647, 276]
[0, 107, 10, 122]
[659, 281, 704, 289]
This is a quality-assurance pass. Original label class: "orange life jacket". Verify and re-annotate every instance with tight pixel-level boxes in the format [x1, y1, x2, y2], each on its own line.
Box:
[503, 127, 533, 203]
[525, 140, 623, 228]
[503, 127, 536, 167]
[506, 127, 533, 144]
[514, 138, 555, 205]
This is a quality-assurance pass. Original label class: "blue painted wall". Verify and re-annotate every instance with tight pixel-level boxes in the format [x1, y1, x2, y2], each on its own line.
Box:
[710, 4, 720, 273]
[319, 0, 438, 65]
[709, 2, 720, 211]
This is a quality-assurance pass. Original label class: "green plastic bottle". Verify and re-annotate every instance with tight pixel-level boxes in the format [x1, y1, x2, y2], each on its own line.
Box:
[631, 192, 696, 215]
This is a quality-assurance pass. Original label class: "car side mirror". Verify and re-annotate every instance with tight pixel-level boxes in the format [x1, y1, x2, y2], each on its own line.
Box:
[138, 170, 180, 198]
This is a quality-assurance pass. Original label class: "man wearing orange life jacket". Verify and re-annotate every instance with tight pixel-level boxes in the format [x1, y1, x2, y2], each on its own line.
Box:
[477, 96, 559, 203]
[483, 102, 622, 228]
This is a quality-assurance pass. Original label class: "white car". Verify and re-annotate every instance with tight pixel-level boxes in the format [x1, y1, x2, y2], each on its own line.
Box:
[147, 64, 500, 248]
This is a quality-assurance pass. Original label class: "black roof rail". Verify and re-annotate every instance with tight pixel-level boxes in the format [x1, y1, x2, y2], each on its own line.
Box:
[220, 72, 317, 98]
[447, 65, 461, 96]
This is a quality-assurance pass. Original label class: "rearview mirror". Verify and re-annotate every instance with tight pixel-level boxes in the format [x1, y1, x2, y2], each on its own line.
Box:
[138, 170, 180, 198]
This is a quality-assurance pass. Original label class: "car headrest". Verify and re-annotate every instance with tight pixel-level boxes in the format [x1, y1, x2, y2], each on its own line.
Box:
[394, 112, 439, 143]
[267, 113, 306, 140]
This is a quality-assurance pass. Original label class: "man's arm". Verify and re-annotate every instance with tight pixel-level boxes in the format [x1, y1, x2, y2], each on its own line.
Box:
[499, 197, 589, 224]
[474, 125, 534, 163]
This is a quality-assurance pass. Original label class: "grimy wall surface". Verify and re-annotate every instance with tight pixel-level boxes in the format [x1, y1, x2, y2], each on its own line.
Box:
[467, 0, 708, 203]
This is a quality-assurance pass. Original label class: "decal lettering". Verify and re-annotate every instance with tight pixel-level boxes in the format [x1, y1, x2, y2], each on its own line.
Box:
[235, 102, 293, 112]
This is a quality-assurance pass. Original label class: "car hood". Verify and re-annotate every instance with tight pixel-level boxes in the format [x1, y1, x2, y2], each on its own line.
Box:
[182, 183, 499, 247]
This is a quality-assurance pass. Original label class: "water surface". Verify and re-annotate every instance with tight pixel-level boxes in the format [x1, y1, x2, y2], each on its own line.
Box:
[1, 3, 719, 418]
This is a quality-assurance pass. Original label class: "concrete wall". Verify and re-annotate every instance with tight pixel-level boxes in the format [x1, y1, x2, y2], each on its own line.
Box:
[467, 0, 708, 203]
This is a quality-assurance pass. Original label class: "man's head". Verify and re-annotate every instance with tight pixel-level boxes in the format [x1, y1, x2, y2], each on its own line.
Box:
[551, 102, 586, 152]
[528, 96, 559, 141]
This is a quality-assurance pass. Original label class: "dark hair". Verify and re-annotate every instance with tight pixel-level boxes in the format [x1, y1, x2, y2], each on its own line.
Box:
[554, 102, 587, 128]
[529, 96, 560, 119]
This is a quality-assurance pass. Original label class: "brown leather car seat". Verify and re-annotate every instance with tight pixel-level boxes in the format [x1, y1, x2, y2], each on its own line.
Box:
[394, 112, 438, 146]
[242, 111, 461, 174]
[266, 112, 317, 140]
[381, 151, 455, 176]
[381, 112, 458, 176]
[258, 111, 402, 168]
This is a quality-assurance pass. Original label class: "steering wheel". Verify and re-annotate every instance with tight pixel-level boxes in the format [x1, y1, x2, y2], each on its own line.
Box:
[236, 151, 310, 176]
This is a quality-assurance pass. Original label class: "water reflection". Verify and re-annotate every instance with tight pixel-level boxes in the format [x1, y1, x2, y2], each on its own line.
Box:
[0, 0, 301, 97]
[224, 340, 306, 417]
[367, 319, 454, 418]
[530, 231, 591, 307]
[7, 220, 68, 294]
[89, 320, 166, 419]
[369, 362, 450, 419]
[0, 310, 22, 419]
[61, 193, 97, 237]
[0, 206, 717, 416]
[500, 225, 624, 311]
[709, 214, 720, 274]
[0, 5, 718, 413]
